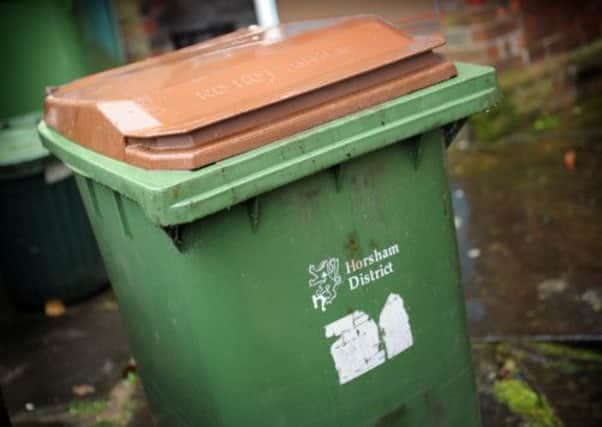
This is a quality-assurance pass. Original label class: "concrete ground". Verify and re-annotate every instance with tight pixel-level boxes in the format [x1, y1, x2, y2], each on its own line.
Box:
[1, 288, 601, 427]
[0, 288, 154, 427]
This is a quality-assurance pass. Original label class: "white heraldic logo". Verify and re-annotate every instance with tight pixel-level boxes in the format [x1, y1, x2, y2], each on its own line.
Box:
[308, 258, 342, 312]
[307, 243, 400, 312]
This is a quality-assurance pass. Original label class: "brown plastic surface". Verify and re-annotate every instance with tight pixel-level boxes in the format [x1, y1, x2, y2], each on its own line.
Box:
[44, 16, 456, 170]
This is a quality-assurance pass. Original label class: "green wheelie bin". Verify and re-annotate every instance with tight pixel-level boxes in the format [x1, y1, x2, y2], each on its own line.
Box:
[0, 113, 106, 305]
[0, 0, 123, 119]
[39, 16, 498, 427]
[0, 0, 122, 305]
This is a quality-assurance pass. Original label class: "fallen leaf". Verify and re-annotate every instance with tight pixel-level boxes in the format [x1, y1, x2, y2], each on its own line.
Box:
[44, 299, 66, 317]
[564, 150, 576, 172]
[499, 358, 517, 379]
[582, 289, 601, 312]
[537, 278, 568, 300]
[96, 298, 118, 311]
[72, 384, 96, 397]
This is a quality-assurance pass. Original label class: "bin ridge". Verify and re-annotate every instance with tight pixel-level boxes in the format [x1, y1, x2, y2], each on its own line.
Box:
[40, 62, 498, 227]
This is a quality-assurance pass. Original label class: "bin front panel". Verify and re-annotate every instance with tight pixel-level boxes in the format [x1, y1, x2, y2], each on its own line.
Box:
[76, 129, 479, 426]
[0, 172, 106, 305]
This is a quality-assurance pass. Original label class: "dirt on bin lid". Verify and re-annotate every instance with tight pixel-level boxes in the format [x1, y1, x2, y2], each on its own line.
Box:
[44, 15, 456, 170]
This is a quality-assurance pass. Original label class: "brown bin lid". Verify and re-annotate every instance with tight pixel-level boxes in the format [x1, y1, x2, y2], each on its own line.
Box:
[44, 16, 456, 170]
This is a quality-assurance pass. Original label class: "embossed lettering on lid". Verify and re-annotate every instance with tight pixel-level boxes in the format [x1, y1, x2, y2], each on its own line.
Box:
[44, 15, 457, 170]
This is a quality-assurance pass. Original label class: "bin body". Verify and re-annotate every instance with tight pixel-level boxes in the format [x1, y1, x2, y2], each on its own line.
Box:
[40, 60, 498, 426]
[0, 164, 107, 305]
[0, 0, 122, 118]
[74, 130, 477, 426]
[0, 0, 120, 304]
[0, 114, 106, 306]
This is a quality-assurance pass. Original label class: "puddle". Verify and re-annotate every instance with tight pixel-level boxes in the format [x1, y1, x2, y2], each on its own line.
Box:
[449, 132, 602, 338]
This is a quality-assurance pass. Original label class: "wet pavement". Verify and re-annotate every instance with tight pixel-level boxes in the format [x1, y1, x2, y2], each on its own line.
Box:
[1, 129, 601, 426]
[450, 131, 602, 339]
[0, 293, 129, 411]
[0, 287, 156, 427]
[2, 292, 601, 426]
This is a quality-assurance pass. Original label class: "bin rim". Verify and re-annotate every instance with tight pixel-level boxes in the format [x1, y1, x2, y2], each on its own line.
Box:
[39, 62, 499, 227]
[1, 111, 50, 178]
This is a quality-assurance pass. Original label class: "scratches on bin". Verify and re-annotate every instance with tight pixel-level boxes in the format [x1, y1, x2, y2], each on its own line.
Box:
[424, 389, 447, 427]
[373, 390, 447, 427]
[374, 402, 407, 427]
[346, 233, 360, 255]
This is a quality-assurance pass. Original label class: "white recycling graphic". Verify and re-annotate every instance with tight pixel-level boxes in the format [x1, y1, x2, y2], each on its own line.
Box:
[324, 293, 413, 385]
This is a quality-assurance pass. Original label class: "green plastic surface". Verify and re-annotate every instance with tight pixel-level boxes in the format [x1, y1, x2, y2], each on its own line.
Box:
[0, 111, 107, 304]
[0, 112, 48, 171]
[0, 169, 107, 306]
[0, 0, 119, 305]
[74, 129, 481, 426]
[39, 62, 498, 227]
[0, 0, 122, 119]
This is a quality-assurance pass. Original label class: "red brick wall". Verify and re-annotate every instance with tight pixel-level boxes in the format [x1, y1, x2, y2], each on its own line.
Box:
[440, 2, 525, 68]
[440, 0, 602, 68]
[513, 0, 602, 61]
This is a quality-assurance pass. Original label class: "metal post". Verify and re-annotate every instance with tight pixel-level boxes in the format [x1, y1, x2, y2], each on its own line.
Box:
[253, 0, 280, 27]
